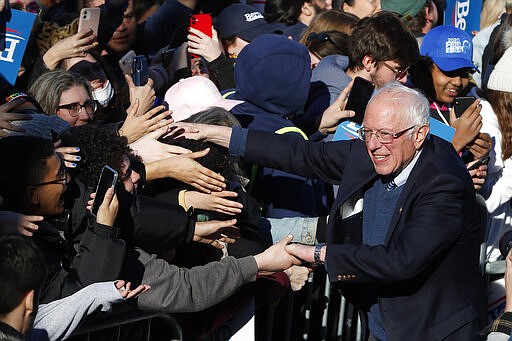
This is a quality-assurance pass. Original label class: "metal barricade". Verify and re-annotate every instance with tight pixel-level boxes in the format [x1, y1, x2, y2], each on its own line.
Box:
[68, 309, 182, 341]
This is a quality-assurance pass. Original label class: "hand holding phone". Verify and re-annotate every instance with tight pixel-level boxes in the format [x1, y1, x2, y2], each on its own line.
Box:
[454, 96, 476, 118]
[467, 155, 490, 171]
[119, 50, 136, 75]
[91, 165, 118, 217]
[345, 77, 375, 125]
[132, 55, 148, 86]
[189, 14, 212, 59]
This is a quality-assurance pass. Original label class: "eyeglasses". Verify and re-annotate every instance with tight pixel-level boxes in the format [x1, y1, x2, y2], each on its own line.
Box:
[30, 168, 68, 187]
[57, 100, 98, 117]
[357, 125, 416, 144]
[381, 61, 410, 80]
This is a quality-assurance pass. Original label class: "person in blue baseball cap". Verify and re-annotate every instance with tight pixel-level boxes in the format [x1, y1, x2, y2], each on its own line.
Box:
[409, 24, 492, 187]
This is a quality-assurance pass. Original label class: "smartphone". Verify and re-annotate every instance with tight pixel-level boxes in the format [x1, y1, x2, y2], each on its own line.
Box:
[118, 50, 136, 75]
[91, 165, 118, 217]
[467, 155, 490, 171]
[132, 55, 148, 86]
[189, 14, 212, 58]
[345, 77, 375, 125]
[78, 7, 100, 36]
[454, 96, 476, 118]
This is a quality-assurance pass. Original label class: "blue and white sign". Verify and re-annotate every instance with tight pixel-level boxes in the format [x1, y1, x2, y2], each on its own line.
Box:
[0, 10, 36, 85]
[333, 118, 455, 143]
[444, 0, 483, 35]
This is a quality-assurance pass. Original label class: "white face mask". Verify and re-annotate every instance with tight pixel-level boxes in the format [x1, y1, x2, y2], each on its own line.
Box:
[92, 80, 114, 107]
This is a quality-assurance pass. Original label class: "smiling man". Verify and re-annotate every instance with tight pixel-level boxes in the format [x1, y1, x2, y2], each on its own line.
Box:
[187, 82, 487, 340]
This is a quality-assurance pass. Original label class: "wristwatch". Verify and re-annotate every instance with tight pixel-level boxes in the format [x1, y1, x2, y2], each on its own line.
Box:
[314, 243, 325, 264]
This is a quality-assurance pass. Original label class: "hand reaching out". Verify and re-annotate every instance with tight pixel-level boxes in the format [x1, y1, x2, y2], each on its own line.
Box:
[0, 211, 43, 237]
[193, 218, 241, 249]
[119, 100, 173, 144]
[0, 98, 31, 138]
[254, 235, 302, 273]
[115, 280, 151, 300]
[160, 148, 226, 193]
[130, 126, 192, 164]
[184, 190, 243, 215]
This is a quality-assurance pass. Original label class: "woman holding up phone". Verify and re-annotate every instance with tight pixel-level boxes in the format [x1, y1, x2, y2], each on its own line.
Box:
[409, 25, 495, 160]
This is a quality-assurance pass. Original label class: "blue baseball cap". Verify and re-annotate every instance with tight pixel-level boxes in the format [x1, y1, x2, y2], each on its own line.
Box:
[215, 4, 281, 42]
[420, 25, 477, 72]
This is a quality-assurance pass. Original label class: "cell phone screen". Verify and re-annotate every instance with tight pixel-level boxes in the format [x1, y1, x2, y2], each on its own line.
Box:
[92, 166, 118, 216]
[345, 77, 375, 125]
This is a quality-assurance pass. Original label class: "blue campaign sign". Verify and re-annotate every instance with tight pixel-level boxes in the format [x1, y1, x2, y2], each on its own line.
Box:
[444, 0, 483, 35]
[332, 118, 455, 143]
[0, 10, 36, 85]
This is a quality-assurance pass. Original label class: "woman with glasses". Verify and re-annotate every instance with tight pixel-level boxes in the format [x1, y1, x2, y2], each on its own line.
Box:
[29, 70, 97, 127]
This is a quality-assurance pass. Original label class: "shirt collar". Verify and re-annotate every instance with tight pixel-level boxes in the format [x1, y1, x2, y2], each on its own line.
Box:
[392, 149, 422, 187]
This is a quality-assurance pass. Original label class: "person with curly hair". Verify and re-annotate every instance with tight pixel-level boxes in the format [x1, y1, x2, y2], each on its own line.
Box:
[56, 125, 303, 318]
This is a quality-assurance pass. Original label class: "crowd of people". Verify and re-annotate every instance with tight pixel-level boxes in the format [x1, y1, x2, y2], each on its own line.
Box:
[1, 0, 512, 340]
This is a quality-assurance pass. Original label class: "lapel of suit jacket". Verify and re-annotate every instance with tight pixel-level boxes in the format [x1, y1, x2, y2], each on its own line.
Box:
[332, 141, 377, 216]
[383, 137, 435, 246]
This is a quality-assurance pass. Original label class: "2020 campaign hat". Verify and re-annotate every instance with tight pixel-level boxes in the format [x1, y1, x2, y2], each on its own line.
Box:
[381, 0, 427, 20]
[215, 4, 281, 42]
[420, 25, 477, 72]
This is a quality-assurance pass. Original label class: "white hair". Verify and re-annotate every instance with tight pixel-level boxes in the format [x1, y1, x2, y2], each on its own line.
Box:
[368, 82, 430, 128]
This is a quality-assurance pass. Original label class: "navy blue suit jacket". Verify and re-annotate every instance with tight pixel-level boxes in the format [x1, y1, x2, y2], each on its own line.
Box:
[242, 130, 486, 340]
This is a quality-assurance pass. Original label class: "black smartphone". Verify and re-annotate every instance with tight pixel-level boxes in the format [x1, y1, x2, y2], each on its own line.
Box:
[91, 165, 118, 217]
[467, 155, 490, 171]
[345, 77, 375, 125]
[454, 96, 476, 118]
[132, 55, 148, 86]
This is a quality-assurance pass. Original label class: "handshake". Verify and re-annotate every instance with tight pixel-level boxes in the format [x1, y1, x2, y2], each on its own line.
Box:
[254, 235, 326, 273]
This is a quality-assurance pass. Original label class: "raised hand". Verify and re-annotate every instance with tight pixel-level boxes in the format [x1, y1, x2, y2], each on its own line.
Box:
[42, 29, 98, 70]
[125, 74, 156, 117]
[119, 99, 173, 144]
[130, 126, 192, 164]
[187, 27, 222, 62]
[318, 82, 355, 135]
